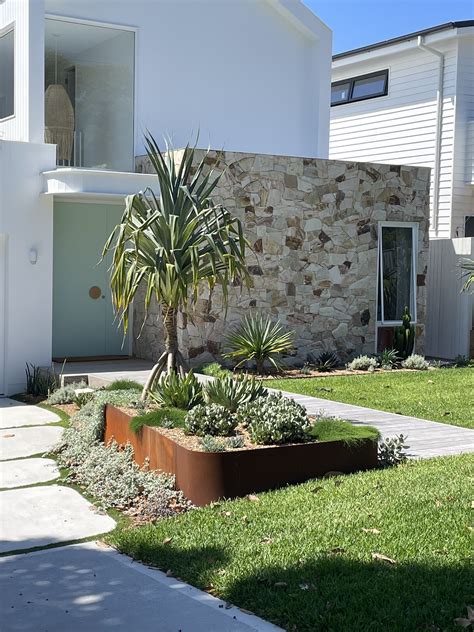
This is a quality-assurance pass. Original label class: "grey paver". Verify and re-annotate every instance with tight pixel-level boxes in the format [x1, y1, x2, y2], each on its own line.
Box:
[0, 398, 60, 428]
[0, 457, 59, 488]
[0, 542, 281, 631]
[276, 389, 474, 459]
[0, 426, 63, 460]
[0, 485, 115, 552]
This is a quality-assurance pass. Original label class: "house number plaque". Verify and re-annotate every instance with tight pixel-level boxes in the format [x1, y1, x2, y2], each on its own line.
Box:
[89, 286, 102, 299]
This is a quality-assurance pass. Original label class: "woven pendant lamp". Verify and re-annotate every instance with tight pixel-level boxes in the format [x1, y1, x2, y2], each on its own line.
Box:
[45, 35, 75, 162]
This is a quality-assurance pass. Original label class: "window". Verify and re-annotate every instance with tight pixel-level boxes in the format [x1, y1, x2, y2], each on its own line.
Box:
[465, 216, 474, 238]
[0, 26, 14, 119]
[331, 70, 388, 106]
[377, 223, 417, 324]
[45, 18, 135, 171]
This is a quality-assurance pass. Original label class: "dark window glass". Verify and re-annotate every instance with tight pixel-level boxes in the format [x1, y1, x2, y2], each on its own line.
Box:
[331, 70, 388, 107]
[331, 82, 350, 105]
[352, 73, 387, 99]
[377, 226, 414, 322]
[465, 216, 474, 238]
[0, 28, 14, 119]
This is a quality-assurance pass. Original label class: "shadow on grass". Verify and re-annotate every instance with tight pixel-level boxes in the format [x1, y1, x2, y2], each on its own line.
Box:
[122, 540, 471, 632]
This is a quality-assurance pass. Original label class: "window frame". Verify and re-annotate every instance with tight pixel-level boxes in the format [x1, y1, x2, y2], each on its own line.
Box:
[0, 23, 15, 122]
[376, 221, 418, 326]
[331, 69, 389, 107]
[464, 215, 474, 238]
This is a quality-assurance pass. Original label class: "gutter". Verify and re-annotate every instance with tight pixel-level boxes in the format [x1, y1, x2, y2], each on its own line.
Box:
[417, 35, 444, 236]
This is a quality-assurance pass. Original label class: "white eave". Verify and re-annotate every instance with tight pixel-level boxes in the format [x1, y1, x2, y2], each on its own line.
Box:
[267, 0, 331, 41]
[41, 167, 158, 204]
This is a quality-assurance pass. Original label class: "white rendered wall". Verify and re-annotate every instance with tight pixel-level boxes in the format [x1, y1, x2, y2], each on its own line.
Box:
[44, 0, 332, 158]
[0, 140, 56, 395]
[329, 36, 459, 238]
[0, 0, 45, 143]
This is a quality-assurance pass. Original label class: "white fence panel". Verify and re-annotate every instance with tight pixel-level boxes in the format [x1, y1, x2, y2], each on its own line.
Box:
[426, 237, 473, 359]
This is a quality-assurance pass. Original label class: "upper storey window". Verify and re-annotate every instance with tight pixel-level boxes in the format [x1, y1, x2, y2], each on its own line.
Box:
[331, 70, 388, 106]
[45, 18, 135, 171]
[0, 26, 14, 120]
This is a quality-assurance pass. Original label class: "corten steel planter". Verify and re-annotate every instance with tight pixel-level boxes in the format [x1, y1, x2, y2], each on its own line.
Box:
[104, 405, 378, 506]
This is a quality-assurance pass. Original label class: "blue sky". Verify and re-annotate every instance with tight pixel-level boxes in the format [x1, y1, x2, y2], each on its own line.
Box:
[304, 0, 474, 53]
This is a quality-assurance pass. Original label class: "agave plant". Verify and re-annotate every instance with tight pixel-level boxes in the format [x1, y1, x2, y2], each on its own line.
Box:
[460, 258, 474, 292]
[103, 134, 250, 398]
[150, 370, 203, 410]
[314, 350, 339, 372]
[223, 313, 294, 374]
[203, 375, 268, 412]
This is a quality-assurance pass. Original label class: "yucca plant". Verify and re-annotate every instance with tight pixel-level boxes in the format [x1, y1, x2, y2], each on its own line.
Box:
[460, 258, 474, 292]
[224, 313, 294, 374]
[103, 134, 250, 398]
[150, 370, 203, 410]
[203, 375, 268, 412]
[315, 350, 339, 372]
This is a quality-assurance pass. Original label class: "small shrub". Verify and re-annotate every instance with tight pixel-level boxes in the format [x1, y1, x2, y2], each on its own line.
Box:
[25, 363, 58, 397]
[200, 363, 232, 379]
[200, 435, 227, 452]
[151, 371, 203, 410]
[378, 434, 409, 467]
[314, 350, 339, 372]
[300, 363, 313, 375]
[203, 375, 268, 412]
[401, 354, 429, 370]
[308, 418, 380, 444]
[104, 379, 143, 392]
[454, 355, 470, 368]
[239, 393, 310, 445]
[47, 381, 87, 405]
[224, 313, 294, 374]
[184, 404, 237, 437]
[73, 391, 95, 409]
[393, 307, 415, 359]
[226, 435, 245, 449]
[346, 355, 378, 372]
[378, 348, 400, 370]
[130, 407, 187, 433]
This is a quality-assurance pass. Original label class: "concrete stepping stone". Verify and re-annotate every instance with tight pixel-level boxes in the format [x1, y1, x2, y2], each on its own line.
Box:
[0, 426, 63, 460]
[0, 542, 281, 631]
[0, 458, 59, 489]
[0, 485, 116, 553]
[0, 398, 60, 428]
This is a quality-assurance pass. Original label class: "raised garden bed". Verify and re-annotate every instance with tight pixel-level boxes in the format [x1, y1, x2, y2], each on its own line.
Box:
[104, 404, 378, 506]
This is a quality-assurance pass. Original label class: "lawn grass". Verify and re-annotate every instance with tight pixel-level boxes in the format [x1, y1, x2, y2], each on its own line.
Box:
[129, 407, 187, 433]
[270, 367, 474, 429]
[104, 379, 143, 392]
[108, 454, 472, 632]
[309, 418, 380, 444]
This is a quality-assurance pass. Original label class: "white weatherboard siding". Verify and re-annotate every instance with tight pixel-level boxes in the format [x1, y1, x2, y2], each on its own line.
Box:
[44, 0, 332, 159]
[452, 36, 474, 236]
[0, 141, 56, 396]
[330, 38, 460, 238]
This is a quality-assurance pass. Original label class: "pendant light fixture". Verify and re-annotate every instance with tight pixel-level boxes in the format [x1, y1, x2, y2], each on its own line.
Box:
[44, 34, 75, 163]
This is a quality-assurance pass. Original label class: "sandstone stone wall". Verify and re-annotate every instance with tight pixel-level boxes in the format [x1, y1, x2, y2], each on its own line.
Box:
[133, 151, 430, 367]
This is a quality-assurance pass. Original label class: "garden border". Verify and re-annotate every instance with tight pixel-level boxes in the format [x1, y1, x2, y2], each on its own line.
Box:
[104, 405, 378, 506]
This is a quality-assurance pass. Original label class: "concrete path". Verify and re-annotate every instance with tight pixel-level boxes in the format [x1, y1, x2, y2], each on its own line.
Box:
[0, 398, 61, 428]
[0, 425, 64, 460]
[277, 390, 474, 459]
[0, 457, 59, 488]
[0, 542, 280, 632]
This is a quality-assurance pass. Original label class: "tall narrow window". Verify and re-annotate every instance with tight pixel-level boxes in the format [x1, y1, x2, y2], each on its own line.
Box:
[377, 224, 417, 323]
[0, 27, 14, 119]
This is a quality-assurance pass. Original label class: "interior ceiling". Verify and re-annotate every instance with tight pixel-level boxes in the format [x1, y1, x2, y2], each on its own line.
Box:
[45, 18, 124, 58]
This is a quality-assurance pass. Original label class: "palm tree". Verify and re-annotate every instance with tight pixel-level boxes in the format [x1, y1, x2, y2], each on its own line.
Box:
[460, 258, 474, 292]
[103, 134, 250, 397]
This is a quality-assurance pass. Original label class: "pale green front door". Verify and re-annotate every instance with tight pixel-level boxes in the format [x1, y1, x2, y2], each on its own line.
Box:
[53, 202, 129, 359]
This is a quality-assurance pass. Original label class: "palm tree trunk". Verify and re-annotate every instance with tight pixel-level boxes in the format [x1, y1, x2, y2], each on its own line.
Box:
[141, 305, 187, 399]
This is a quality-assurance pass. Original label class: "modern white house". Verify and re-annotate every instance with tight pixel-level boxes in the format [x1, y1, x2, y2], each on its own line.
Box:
[329, 21, 474, 240]
[0, 0, 332, 395]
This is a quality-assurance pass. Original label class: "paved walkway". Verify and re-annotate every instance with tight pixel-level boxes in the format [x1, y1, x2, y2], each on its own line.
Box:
[276, 390, 474, 459]
[0, 397, 280, 631]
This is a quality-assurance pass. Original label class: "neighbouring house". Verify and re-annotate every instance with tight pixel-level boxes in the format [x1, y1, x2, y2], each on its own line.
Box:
[329, 21, 474, 359]
[329, 21, 474, 239]
[0, 0, 332, 395]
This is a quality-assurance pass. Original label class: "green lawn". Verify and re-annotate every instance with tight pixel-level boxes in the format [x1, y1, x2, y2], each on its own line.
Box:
[108, 455, 472, 632]
[269, 367, 474, 429]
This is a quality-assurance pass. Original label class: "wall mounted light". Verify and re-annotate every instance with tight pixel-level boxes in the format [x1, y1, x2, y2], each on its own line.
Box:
[29, 248, 38, 265]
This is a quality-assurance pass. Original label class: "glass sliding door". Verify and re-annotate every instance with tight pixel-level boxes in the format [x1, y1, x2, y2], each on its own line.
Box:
[45, 18, 134, 171]
[377, 223, 417, 324]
